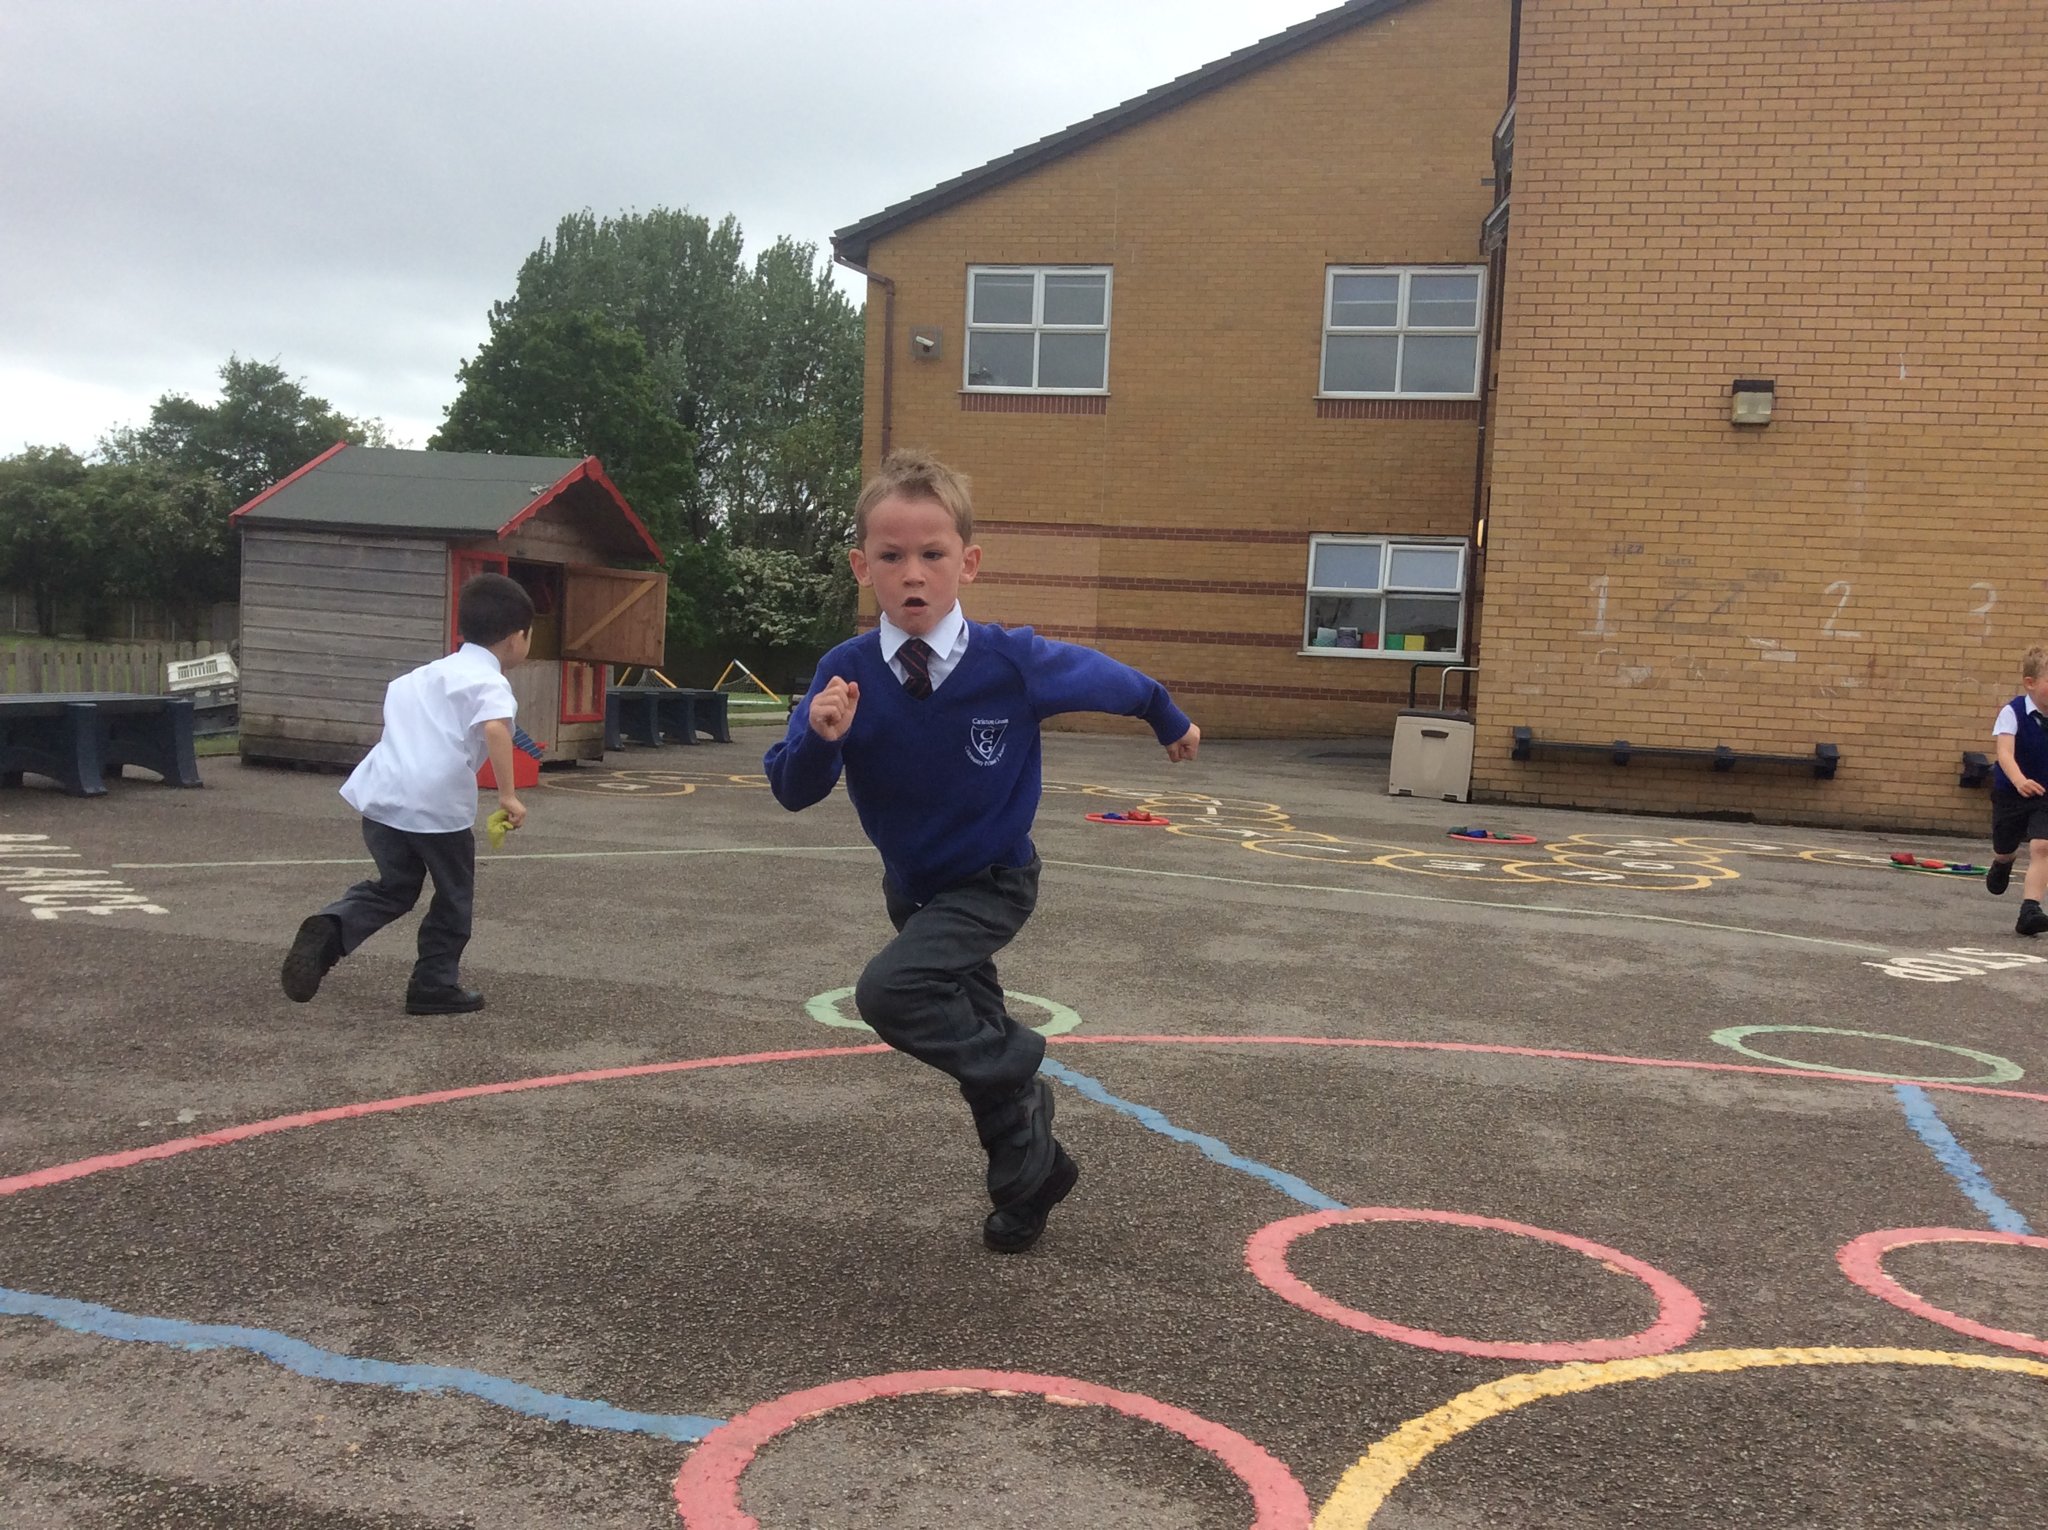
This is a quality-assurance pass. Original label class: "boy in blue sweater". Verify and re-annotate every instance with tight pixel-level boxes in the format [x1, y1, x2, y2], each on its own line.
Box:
[765, 450, 1199, 1253]
[1986, 643, 2048, 936]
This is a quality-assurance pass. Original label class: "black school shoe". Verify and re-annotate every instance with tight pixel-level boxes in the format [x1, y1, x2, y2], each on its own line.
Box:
[2018, 902, 2048, 937]
[984, 1144, 1079, 1254]
[280, 915, 342, 1002]
[404, 984, 486, 1015]
[974, 1075, 1058, 1210]
[1987, 860, 2013, 896]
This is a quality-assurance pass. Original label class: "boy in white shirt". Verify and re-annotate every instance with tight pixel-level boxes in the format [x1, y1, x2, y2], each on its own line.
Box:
[281, 573, 533, 1014]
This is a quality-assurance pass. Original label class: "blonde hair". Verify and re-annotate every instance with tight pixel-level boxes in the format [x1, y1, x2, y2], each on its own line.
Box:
[2025, 645, 2048, 682]
[852, 449, 974, 545]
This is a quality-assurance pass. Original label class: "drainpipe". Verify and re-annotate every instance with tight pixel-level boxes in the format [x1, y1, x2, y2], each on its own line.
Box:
[832, 250, 896, 459]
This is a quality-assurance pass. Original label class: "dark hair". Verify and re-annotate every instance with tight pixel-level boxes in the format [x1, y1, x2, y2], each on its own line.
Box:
[457, 572, 535, 646]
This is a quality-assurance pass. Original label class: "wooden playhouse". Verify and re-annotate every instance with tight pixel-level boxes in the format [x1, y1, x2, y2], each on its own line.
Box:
[231, 445, 667, 770]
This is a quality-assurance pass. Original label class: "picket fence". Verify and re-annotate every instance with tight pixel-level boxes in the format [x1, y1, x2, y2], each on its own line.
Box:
[0, 641, 218, 696]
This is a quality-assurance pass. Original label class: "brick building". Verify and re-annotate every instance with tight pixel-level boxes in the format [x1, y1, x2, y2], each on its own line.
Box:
[831, 0, 1513, 737]
[1475, 0, 2048, 832]
[832, 0, 2046, 832]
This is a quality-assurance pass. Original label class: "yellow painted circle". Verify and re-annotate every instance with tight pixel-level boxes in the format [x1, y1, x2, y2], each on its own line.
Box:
[1313, 1346, 2048, 1528]
[539, 771, 700, 798]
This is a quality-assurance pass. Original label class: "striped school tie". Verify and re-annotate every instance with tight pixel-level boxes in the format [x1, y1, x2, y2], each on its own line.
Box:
[899, 638, 933, 699]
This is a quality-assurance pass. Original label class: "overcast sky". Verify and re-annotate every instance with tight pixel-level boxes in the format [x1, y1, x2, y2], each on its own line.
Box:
[2, 1, 1339, 457]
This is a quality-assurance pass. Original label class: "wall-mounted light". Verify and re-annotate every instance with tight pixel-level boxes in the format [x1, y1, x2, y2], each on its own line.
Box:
[1730, 378, 1775, 426]
[910, 327, 942, 358]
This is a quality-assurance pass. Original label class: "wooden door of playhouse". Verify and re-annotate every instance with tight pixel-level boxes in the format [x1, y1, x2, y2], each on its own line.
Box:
[507, 660, 560, 751]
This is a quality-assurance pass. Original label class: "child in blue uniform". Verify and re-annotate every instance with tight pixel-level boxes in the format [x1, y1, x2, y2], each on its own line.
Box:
[1986, 643, 2048, 936]
[765, 450, 1200, 1252]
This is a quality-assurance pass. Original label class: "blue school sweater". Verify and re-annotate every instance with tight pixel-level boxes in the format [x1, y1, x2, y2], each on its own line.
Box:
[1994, 695, 2048, 798]
[765, 623, 1192, 905]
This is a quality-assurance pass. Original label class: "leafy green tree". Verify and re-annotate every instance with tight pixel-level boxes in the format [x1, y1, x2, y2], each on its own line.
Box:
[79, 463, 235, 637]
[441, 209, 865, 654]
[477, 209, 747, 544]
[723, 236, 865, 564]
[100, 355, 390, 508]
[0, 447, 91, 635]
[432, 309, 695, 547]
[718, 545, 857, 649]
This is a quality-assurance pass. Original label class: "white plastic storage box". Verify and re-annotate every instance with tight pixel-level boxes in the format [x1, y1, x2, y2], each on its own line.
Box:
[1387, 709, 1475, 802]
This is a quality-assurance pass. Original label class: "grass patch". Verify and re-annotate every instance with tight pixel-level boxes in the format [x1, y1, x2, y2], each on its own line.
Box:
[194, 733, 239, 757]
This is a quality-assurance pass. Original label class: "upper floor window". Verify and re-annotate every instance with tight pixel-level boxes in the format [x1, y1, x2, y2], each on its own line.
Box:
[1304, 535, 1467, 658]
[966, 266, 1111, 392]
[1320, 267, 1484, 399]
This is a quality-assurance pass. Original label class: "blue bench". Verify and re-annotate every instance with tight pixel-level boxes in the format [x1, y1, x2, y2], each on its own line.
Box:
[0, 694, 203, 797]
[605, 687, 732, 751]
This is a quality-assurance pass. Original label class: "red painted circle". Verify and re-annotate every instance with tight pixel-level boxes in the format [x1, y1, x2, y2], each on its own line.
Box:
[1838, 1226, 2048, 1357]
[1245, 1207, 1705, 1361]
[671, 1368, 1311, 1529]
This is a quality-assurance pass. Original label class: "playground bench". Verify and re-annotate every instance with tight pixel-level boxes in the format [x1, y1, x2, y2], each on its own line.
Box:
[0, 694, 204, 797]
[605, 686, 731, 751]
[1511, 727, 1840, 780]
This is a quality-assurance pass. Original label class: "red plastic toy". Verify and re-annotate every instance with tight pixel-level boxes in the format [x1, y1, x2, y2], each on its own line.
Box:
[1087, 809, 1173, 827]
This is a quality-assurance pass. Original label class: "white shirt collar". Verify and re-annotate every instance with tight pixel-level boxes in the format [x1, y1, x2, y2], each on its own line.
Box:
[879, 604, 966, 662]
[458, 641, 505, 673]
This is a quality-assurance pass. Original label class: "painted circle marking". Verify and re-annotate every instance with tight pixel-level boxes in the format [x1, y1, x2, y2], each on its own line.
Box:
[803, 987, 1081, 1037]
[1245, 1207, 1703, 1362]
[671, 1368, 1313, 1530]
[1838, 1227, 2048, 1357]
[1709, 1025, 2023, 1084]
[1313, 1346, 2048, 1528]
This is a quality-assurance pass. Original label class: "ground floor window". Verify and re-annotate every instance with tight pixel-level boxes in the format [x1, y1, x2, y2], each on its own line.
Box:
[1303, 536, 1466, 657]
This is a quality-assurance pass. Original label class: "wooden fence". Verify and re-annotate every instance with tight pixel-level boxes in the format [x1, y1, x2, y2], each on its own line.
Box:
[0, 641, 220, 696]
[1, 591, 240, 644]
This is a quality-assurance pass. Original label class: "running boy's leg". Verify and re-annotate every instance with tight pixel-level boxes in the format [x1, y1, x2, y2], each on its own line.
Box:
[407, 828, 477, 992]
[283, 818, 426, 1001]
[2019, 835, 2048, 936]
[858, 860, 1045, 1099]
[857, 860, 1059, 1215]
[1988, 796, 2025, 896]
[324, 820, 429, 952]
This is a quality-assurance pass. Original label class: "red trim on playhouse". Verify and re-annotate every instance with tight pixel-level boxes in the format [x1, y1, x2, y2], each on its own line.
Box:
[496, 456, 663, 563]
[229, 440, 350, 521]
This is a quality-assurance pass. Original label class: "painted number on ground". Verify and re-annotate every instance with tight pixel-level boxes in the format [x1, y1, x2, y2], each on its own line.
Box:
[0, 835, 167, 920]
[1865, 947, 2048, 983]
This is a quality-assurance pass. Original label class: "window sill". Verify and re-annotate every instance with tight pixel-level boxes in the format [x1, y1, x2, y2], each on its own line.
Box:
[960, 393, 1108, 415]
[1315, 397, 1479, 421]
[1299, 648, 1465, 662]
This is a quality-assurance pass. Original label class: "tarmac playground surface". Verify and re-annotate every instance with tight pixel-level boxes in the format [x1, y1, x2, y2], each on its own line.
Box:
[1, 732, 2044, 1529]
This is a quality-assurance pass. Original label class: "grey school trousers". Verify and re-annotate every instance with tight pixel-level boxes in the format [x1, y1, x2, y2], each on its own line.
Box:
[856, 858, 1045, 1108]
[322, 817, 476, 990]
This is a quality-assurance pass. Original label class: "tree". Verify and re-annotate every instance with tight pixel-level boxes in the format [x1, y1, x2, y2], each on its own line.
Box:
[0, 447, 91, 635]
[432, 310, 694, 547]
[100, 355, 391, 508]
[79, 463, 235, 636]
[439, 209, 865, 650]
[722, 235, 865, 564]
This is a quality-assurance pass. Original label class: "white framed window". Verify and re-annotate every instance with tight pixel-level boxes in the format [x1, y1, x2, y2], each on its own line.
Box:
[965, 265, 1111, 392]
[1303, 535, 1467, 658]
[1320, 266, 1484, 398]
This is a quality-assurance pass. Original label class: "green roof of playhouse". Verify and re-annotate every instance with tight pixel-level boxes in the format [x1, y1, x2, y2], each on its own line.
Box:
[231, 444, 661, 562]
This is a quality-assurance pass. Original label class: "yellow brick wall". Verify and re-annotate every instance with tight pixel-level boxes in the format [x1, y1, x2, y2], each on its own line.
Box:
[855, 0, 1513, 737]
[1475, 0, 2048, 831]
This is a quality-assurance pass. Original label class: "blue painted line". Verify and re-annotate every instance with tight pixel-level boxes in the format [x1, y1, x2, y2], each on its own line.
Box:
[0, 1286, 723, 1442]
[1893, 1084, 2036, 1236]
[1039, 1057, 1346, 1211]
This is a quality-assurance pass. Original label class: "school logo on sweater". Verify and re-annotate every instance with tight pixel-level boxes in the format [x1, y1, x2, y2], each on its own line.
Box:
[968, 718, 1010, 767]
